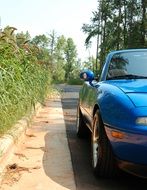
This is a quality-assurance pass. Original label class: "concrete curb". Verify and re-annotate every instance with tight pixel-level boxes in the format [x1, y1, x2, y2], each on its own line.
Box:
[0, 102, 42, 176]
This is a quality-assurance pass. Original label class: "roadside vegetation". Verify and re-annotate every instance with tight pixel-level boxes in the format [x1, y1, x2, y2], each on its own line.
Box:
[0, 27, 89, 134]
[0, 27, 51, 134]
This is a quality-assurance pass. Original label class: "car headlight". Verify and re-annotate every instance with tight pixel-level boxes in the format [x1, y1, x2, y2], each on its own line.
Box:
[136, 117, 147, 125]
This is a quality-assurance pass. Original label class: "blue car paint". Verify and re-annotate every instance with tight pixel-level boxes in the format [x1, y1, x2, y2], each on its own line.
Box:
[100, 80, 147, 161]
[107, 79, 147, 93]
[97, 80, 147, 165]
[79, 49, 147, 177]
[105, 126, 147, 165]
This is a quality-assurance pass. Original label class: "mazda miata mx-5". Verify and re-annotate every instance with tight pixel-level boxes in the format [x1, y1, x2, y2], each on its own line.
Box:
[77, 49, 147, 178]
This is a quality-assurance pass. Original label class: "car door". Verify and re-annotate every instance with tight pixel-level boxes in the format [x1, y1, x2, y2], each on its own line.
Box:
[80, 80, 98, 129]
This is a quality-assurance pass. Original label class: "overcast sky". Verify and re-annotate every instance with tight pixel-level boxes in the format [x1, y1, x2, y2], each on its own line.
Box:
[0, 0, 98, 60]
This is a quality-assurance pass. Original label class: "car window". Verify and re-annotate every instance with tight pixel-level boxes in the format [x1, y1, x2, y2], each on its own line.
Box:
[107, 51, 147, 78]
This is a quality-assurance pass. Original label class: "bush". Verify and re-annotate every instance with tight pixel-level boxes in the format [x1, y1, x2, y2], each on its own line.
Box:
[0, 44, 51, 135]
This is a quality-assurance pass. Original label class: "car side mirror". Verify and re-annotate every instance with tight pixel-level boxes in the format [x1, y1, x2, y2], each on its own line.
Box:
[80, 70, 95, 82]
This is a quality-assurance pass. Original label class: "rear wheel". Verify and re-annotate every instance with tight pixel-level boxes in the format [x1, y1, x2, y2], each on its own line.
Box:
[91, 110, 117, 178]
[76, 105, 88, 138]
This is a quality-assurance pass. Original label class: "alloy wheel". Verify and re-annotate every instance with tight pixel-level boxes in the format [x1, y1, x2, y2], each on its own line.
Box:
[92, 114, 99, 168]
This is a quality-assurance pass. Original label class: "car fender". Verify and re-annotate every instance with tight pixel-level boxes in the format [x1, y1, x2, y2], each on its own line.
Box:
[97, 83, 135, 131]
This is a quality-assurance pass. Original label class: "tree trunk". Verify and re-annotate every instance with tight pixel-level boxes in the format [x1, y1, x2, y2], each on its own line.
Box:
[140, 0, 146, 46]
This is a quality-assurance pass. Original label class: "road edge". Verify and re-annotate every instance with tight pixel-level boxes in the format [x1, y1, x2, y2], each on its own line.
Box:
[0, 102, 42, 177]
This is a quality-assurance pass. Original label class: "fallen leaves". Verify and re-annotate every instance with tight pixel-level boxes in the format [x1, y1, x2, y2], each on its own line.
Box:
[1, 163, 41, 186]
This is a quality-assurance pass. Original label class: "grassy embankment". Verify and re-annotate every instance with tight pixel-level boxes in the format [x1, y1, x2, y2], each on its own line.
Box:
[0, 44, 54, 135]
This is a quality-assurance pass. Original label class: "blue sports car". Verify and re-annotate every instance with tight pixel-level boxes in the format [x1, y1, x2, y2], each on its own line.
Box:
[77, 49, 147, 178]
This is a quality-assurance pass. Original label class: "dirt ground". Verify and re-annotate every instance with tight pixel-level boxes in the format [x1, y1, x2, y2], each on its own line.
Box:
[0, 98, 76, 190]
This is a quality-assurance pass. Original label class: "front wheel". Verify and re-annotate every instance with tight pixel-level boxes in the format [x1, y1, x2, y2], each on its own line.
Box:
[91, 110, 117, 178]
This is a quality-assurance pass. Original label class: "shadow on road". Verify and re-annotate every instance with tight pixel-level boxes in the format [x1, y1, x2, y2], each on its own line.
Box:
[42, 99, 76, 190]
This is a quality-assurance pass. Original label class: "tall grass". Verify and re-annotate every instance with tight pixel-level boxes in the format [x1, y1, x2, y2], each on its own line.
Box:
[0, 44, 51, 135]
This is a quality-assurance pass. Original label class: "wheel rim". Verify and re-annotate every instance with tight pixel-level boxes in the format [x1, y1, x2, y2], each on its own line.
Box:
[92, 115, 99, 168]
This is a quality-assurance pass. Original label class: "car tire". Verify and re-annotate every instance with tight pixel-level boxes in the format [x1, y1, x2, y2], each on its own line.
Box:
[91, 110, 117, 178]
[76, 105, 88, 138]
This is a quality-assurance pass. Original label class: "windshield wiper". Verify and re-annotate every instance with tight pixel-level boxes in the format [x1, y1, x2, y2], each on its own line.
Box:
[107, 74, 147, 80]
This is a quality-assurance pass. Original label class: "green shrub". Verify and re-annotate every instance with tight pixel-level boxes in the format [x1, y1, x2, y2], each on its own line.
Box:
[0, 44, 51, 135]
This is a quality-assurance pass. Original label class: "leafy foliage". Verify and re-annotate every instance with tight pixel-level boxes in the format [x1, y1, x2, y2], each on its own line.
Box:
[0, 27, 51, 134]
[0, 25, 82, 134]
[64, 38, 77, 80]
[82, 0, 147, 71]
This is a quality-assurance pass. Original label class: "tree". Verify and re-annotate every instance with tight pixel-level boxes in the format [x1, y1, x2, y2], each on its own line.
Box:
[53, 35, 67, 82]
[71, 58, 82, 79]
[82, 0, 147, 70]
[140, 0, 147, 46]
[30, 34, 50, 67]
[31, 34, 49, 48]
[48, 30, 57, 56]
[64, 38, 77, 80]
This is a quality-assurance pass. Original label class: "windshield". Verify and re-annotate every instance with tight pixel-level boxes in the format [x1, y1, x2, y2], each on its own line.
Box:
[107, 51, 147, 79]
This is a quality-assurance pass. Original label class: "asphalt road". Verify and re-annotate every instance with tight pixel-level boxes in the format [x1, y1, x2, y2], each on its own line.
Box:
[59, 84, 147, 190]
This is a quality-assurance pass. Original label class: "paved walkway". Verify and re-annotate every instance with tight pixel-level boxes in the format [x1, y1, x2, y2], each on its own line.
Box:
[0, 98, 76, 190]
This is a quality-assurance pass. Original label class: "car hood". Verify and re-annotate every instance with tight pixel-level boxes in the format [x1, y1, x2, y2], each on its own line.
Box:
[109, 79, 147, 107]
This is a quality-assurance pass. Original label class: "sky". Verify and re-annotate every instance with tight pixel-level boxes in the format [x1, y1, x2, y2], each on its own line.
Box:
[0, 0, 98, 60]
